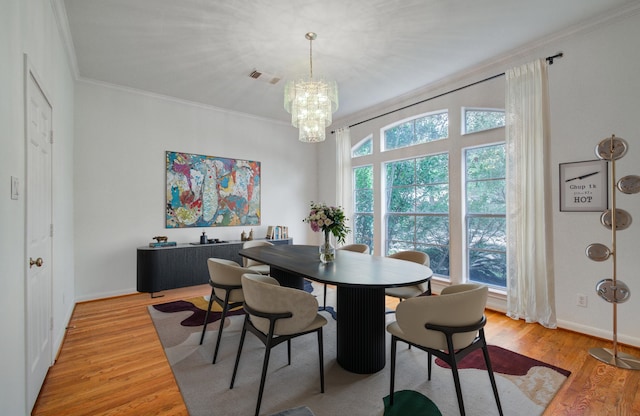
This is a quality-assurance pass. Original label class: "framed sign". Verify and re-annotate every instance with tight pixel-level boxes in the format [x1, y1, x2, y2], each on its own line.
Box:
[559, 159, 608, 212]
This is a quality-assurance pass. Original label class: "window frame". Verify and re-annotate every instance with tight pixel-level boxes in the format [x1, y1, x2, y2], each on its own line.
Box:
[383, 152, 450, 278]
[462, 142, 507, 289]
[352, 135, 373, 158]
[381, 109, 449, 152]
[461, 107, 506, 135]
[352, 164, 374, 251]
[347, 87, 507, 292]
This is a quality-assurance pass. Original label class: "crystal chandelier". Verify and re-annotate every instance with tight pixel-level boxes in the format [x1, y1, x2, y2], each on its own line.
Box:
[284, 32, 338, 143]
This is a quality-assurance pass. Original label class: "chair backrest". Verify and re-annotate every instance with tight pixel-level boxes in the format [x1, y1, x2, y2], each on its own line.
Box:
[207, 258, 253, 301]
[395, 284, 488, 351]
[387, 250, 430, 267]
[388, 250, 430, 292]
[242, 240, 274, 267]
[338, 243, 369, 254]
[241, 274, 319, 336]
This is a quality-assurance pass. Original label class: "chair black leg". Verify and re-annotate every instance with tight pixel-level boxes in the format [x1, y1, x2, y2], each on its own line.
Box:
[255, 337, 274, 416]
[449, 358, 466, 416]
[482, 343, 504, 416]
[212, 303, 230, 364]
[427, 351, 432, 380]
[199, 287, 215, 345]
[317, 328, 325, 393]
[230, 316, 249, 389]
[287, 339, 291, 365]
[389, 336, 397, 405]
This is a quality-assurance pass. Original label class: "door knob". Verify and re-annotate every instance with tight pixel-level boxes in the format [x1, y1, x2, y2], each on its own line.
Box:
[29, 257, 43, 268]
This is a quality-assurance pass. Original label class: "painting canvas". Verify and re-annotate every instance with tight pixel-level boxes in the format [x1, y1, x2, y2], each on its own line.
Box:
[166, 151, 260, 228]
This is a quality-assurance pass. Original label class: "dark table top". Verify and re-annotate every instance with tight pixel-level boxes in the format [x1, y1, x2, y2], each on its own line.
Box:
[239, 244, 432, 289]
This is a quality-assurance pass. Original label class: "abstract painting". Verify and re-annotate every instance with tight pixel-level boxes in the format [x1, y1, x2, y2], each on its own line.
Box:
[166, 151, 260, 228]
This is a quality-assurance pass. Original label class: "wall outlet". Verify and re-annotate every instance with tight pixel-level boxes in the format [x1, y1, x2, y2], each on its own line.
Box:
[577, 293, 588, 307]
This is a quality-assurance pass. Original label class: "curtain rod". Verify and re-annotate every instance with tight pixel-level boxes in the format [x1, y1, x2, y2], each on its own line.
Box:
[332, 52, 563, 133]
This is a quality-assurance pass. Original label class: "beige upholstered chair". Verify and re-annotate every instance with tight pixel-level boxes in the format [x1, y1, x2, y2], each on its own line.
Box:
[231, 274, 327, 416]
[199, 258, 253, 364]
[384, 250, 431, 299]
[386, 284, 503, 416]
[338, 243, 370, 254]
[315, 243, 371, 310]
[242, 240, 274, 275]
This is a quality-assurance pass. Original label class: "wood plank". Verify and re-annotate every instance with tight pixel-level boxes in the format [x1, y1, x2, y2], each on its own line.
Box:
[32, 284, 640, 415]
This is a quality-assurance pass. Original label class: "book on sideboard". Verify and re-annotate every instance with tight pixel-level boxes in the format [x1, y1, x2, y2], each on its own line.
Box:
[266, 225, 288, 240]
[149, 241, 177, 248]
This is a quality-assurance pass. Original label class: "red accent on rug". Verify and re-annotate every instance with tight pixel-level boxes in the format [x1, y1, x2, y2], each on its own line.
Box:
[436, 345, 571, 377]
[152, 299, 245, 327]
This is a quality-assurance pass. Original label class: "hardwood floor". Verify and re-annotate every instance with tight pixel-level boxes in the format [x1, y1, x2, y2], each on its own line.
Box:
[33, 284, 640, 415]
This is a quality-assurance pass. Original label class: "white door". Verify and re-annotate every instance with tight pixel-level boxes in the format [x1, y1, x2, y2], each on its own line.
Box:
[25, 58, 53, 411]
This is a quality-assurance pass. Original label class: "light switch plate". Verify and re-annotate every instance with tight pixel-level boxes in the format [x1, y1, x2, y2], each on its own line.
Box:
[11, 176, 19, 200]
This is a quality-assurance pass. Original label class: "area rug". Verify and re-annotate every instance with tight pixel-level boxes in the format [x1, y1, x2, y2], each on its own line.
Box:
[149, 283, 570, 416]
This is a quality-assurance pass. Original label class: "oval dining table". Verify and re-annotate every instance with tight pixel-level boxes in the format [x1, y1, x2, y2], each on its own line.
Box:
[239, 244, 432, 374]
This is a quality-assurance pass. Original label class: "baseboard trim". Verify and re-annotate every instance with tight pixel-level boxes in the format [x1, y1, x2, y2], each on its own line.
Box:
[53, 302, 77, 362]
[556, 319, 640, 348]
[74, 287, 137, 303]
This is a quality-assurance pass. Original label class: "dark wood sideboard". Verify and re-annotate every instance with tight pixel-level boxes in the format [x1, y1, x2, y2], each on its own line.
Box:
[136, 238, 293, 296]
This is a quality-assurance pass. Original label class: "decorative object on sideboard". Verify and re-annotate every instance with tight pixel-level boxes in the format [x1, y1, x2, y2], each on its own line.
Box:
[166, 151, 261, 228]
[241, 229, 255, 241]
[198, 230, 224, 244]
[149, 235, 176, 248]
[586, 134, 640, 370]
[266, 225, 289, 240]
[284, 32, 338, 143]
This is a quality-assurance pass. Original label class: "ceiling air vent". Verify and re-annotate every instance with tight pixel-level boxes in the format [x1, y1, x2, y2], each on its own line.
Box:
[248, 69, 281, 85]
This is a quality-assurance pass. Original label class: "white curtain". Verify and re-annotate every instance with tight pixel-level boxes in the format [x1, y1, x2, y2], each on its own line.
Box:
[505, 59, 556, 328]
[335, 127, 353, 244]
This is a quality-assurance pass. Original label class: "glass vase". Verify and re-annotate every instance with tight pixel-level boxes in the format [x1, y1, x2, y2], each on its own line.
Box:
[319, 231, 335, 263]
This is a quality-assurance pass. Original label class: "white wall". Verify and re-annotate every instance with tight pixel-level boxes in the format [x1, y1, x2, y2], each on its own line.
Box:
[548, 9, 640, 345]
[0, 2, 26, 414]
[73, 82, 319, 300]
[0, 0, 76, 414]
[324, 7, 640, 346]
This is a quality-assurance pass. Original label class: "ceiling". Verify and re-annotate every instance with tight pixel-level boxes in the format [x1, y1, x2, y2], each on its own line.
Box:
[62, 0, 635, 124]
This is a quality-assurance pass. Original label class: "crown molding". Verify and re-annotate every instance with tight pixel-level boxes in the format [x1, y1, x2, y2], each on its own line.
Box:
[76, 77, 291, 127]
[50, 0, 79, 79]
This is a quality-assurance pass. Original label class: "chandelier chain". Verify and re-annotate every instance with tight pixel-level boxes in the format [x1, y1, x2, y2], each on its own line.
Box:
[309, 37, 313, 79]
